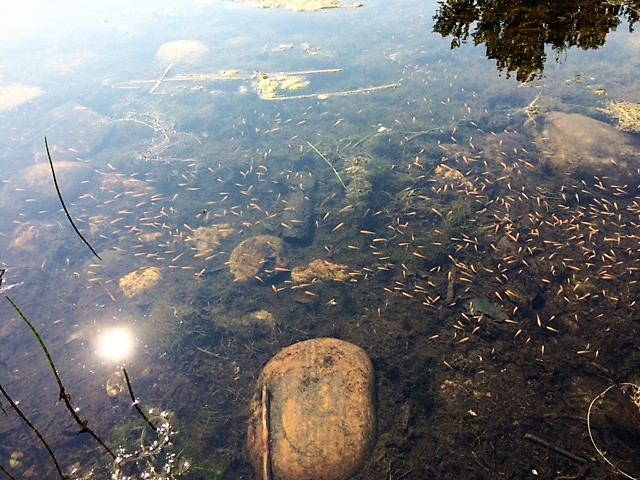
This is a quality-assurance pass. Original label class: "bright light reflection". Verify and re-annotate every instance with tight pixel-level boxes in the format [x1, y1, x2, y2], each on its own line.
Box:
[95, 327, 136, 362]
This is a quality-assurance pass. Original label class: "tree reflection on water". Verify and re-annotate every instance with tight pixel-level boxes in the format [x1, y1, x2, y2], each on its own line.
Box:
[433, 0, 640, 81]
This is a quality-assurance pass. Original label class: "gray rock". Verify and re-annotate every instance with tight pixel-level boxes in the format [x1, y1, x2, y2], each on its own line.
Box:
[536, 112, 640, 193]
[282, 172, 316, 244]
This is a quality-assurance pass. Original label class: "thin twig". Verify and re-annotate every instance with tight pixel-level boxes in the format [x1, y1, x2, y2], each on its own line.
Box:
[149, 63, 172, 94]
[0, 382, 65, 479]
[587, 383, 639, 480]
[44, 137, 101, 261]
[6, 297, 115, 459]
[524, 433, 587, 465]
[307, 142, 347, 190]
[122, 368, 157, 432]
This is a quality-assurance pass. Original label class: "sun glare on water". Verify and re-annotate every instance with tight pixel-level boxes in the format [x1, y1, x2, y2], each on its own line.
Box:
[95, 326, 136, 362]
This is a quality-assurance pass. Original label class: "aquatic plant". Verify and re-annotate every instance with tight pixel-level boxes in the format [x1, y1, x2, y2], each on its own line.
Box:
[3, 297, 191, 479]
[344, 154, 373, 208]
[587, 383, 640, 480]
[6, 296, 115, 460]
[110, 408, 190, 480]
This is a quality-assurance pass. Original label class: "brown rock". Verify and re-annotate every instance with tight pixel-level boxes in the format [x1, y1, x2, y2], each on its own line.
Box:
[536, 112, 640, 193]
[228, 235, 287, 283]
[0, 161, 92, 212]
[118, 267, 162, 298]
[247, 338, 376, 480]
[9, 221, 64, 252]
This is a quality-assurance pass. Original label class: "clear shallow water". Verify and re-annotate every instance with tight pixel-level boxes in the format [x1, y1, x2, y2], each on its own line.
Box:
[2, 1, 640, 478]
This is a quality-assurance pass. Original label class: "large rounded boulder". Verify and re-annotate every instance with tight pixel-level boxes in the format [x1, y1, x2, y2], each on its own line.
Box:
[247, 338, 376, 480]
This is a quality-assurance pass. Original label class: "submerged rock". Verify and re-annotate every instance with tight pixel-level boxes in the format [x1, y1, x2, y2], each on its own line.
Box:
[0, 84, 44, 111]
[0, 161, 92, 212]
[34, 102, 113, 159]
[247, 338, 376, 480]
[228, 235, 287, 283]
[281, 172, 316, 243]
[186, 224, 235, 257]
[156, 40, 210, 65]
[536, 112, 640, 193]
[9, 221, 64, 252]
[119, 267, 162, 298]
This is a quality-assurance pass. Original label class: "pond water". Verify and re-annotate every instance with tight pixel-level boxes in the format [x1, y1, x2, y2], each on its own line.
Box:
[2, 0, 640, 478]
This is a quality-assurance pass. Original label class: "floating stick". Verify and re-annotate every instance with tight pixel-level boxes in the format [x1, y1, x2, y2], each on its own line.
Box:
[6, 297, 115, 459]
[122, 367, 157, 432]
[113, 68, 342, 88]
[149, 63, 173, 94]
[178, 68, 343, 82]
[44, 137, 101, 261]
[307, 142, 347, 191]
[0, 382, 65, 479]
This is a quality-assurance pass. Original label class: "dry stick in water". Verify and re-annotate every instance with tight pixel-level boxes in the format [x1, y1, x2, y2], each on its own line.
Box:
[261, 382, 272, 480]
[0, 382, 64, 479]
[149, 63, 172, 94]
[44, 137, 102, 261]
[6, 297, 115, 459]
[122, 367, 157, 432]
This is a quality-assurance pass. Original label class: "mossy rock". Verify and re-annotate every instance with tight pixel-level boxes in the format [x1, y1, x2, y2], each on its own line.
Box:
[228, 235, 287, 283]
[247, 338, 376, 480]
